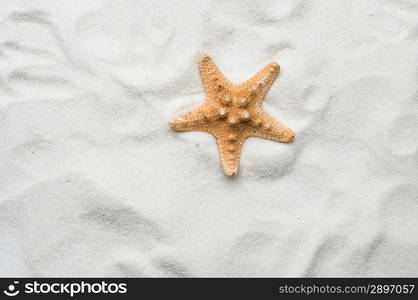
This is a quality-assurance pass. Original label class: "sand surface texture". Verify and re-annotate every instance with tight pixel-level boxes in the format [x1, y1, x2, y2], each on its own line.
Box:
[0, 0, 417, 277]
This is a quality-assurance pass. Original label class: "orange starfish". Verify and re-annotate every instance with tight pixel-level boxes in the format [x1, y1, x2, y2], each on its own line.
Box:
[169, 54, 295, 176]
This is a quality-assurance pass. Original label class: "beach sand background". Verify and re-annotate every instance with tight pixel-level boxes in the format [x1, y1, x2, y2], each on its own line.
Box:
[0, 0, 417, 277]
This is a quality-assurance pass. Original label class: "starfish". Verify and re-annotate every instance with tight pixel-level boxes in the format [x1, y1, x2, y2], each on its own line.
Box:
[169, 54, 295, 177]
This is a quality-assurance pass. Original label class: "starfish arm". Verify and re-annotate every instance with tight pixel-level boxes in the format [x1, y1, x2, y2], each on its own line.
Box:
[169, 105, 220, 132]
[215, 134, 245, 177]
[199, 54, 231, 97]
[239, 62, 280, 103]
[249, 112, 294, 143]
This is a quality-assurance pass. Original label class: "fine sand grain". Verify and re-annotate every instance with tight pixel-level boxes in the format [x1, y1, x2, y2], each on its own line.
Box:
[0, 0, 417, 276]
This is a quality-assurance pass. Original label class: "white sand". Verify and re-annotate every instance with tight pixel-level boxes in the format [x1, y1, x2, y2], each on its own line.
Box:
[0, 0, 417, 277]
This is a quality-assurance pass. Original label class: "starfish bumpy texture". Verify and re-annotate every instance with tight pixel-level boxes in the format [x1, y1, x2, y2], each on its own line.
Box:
[169, 54, 295, 177]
